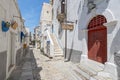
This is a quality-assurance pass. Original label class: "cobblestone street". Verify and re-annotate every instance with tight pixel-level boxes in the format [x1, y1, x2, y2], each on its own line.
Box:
[8, 48, 80, 80]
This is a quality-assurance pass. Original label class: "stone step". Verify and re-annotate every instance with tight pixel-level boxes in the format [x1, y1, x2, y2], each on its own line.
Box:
[50, 34, 63, 57]
[72, 59, 104, 80]
[91, 76, 113, 80]
[52, 56, 64, 61]
[69, 63, 88, 80]
[81, 59, 104, 69]
[73, 69, 89, 80]
[73, 67, 90, 79]
[54, 53, 64, 57]
[54, 49, 62, 52]
[53, 43, 57, 45]
[54, 51, 63, 54]
[54, 48, 62, 51]
[54, 47, 60, 49]
[78, 62, 104, 73]
[77, 64, 97, 76]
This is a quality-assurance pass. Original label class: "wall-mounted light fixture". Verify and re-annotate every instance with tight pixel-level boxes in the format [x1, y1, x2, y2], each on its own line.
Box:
[87, 1, 96, 13]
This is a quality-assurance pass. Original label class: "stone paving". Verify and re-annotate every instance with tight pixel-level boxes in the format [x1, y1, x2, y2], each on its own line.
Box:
[8, 48, 41, 80]
[8, 48, 81, 80]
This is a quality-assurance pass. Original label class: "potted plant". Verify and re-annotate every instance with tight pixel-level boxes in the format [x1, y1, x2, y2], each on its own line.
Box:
[5, 21, 11, 28]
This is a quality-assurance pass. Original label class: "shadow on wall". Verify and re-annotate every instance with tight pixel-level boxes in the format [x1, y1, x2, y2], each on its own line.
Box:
[114, 53, 120, 80]
[58, 23, 64, 39]
[0, 51, 7, 80]
[66, 26, 82, 63]
[110, 28, 120, 80]
[110, 28, 120, 56]
[8, 49, 42, 80]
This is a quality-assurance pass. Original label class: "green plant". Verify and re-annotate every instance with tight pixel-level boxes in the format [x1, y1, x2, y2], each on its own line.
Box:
[6, 22, 11, 27]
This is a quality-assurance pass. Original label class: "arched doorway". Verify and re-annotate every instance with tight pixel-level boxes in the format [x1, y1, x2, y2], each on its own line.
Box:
[88, 15, 107, 64]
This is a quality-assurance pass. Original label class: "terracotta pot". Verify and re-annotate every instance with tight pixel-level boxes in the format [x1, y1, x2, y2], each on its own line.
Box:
[23, 44, 27, 48]
[11, 22, 18, 30]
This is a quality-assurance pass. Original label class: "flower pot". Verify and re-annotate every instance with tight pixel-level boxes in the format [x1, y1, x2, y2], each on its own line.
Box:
[11, 21, 18, 30]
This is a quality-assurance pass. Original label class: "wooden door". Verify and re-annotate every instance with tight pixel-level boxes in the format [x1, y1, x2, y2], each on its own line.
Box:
[88, 15, 107, 64]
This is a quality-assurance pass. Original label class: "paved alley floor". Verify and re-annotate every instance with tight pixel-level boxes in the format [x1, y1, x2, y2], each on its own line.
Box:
[8, 48, 81, 80]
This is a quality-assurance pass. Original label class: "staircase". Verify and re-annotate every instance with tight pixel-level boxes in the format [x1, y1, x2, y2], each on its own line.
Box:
[70, 59, 113, 80]
[50, 34, 64, 60]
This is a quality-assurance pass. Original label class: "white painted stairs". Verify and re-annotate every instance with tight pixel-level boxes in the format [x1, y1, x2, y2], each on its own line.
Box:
[70, 59, 113, 80]
[50, 34, 64, 60]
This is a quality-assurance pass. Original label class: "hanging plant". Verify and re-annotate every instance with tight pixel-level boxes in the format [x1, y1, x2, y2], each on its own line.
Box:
[11, 20, 18, 30]
[5, 22, 11, 28]
[11, 21, 18, 30]
[1, 21, 10, 32]
[23, 43, 27, 48]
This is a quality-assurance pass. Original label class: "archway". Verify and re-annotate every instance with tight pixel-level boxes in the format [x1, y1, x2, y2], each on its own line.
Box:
[88, 15, 107, 64]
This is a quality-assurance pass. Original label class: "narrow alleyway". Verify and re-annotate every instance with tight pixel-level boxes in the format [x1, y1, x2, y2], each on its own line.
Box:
[8, 48, 82, 80]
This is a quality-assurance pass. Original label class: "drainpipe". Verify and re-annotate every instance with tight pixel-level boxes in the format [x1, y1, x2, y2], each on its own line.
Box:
[64, 0, 68, 61]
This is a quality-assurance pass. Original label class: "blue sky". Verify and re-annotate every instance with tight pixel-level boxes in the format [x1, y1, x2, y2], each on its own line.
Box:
[18, 0, 49, 33]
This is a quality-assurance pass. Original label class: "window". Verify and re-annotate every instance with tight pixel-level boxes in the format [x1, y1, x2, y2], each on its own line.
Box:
[61, 0, 65, 13]
[47, 11, 49, 13]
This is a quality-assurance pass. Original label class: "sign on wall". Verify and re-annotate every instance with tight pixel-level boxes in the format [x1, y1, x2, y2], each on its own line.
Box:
[62, 23, 74, 30]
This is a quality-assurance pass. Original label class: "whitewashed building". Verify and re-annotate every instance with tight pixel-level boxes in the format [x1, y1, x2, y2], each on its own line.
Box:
[0, 0, 27, 79]
[51, 0, 120, 79]
[34, 26, 40, 48]
[40, 2, 64, 58]
[40, 3, 52, 33]
[25, 27, 30, 46]
[40, 3, 53, 55]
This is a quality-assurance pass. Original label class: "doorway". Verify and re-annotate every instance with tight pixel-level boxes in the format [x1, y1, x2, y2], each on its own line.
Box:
[8, 32, 15, 71]
[88, 15, 107, 64]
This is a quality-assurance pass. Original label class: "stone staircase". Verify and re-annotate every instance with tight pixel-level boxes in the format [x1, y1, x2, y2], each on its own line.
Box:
[70, 59, 113, 80]
[50, 34, 64, 60]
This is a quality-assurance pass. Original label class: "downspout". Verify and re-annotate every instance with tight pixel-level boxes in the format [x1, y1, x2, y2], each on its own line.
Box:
[64, 0, 68, 61]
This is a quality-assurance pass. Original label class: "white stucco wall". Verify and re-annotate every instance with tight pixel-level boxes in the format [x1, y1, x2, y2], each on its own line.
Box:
[52, 0, 83, 51]
[66, 0, 83, 51]
[0, 0, 24, 79]
[40, 3, 52, 22]
[52, 0, 64, 48]
[25, 27, 30, 45]
[76, 0, 120, 79]
[40, 3, 52, 48]
[77, 0, 120, 63]
[53, 0, 120, 78]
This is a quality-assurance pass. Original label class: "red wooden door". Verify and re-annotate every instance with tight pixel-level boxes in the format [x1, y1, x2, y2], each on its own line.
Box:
[88, 15, 107, 64]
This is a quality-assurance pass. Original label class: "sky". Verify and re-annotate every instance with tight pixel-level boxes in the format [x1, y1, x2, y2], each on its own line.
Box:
[18, 0, 49, 33]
